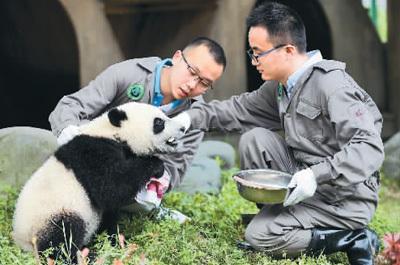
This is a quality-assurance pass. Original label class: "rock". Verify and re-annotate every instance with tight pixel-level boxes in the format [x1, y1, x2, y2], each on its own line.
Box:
[176, 140, 236, 194]
[176, 156, 221, 195]
[195, 140, 236, 169]
[382, 131, 400, 179]
[0, 127, 57, 188]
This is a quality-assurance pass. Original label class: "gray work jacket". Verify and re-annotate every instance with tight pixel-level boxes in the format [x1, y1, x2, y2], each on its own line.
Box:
[49, 57, 204, 189]
[187, 60, 384, 225]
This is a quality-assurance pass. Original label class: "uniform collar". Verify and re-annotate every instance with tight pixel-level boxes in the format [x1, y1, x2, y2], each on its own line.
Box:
[137, 57, 162, 72]
[152, 59, 185, 112]
[286, 50, 323, 96]
[313, 60, 346, 72]
[153, 59, 173, 106]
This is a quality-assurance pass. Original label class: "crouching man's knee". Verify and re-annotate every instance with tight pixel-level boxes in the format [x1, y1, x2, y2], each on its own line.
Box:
[244, 224, 283, 253]
[238, 128, 275, 154]
[244, 224, 311, 257]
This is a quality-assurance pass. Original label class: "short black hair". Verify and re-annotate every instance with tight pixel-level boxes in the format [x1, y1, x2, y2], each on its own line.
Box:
[184, 37, 227, 70]
[246, 2, 307, 53]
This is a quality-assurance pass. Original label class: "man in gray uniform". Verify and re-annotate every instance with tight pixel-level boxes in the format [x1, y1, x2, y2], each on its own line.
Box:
[174, 3, 383, 265]
[49, 37, 226, 212]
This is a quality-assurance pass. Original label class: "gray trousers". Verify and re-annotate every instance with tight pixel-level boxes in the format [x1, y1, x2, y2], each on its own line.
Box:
[238, 128, 371, 257]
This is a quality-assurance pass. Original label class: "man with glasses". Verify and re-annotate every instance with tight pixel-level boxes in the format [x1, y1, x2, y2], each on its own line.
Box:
[174, 2, 383, 264]
[49, 37, 226, 215]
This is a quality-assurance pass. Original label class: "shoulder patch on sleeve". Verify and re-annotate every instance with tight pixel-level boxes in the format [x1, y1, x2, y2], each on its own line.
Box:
[347, 102, 374, 128]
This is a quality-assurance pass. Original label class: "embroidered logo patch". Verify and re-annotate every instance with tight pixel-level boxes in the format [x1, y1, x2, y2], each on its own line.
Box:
[127, 84, 145, 100]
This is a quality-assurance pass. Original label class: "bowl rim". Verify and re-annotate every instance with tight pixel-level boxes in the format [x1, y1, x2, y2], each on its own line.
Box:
[232, 169, 292, 190]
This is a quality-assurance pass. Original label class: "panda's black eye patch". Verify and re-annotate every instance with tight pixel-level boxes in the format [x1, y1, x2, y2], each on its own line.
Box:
[108, 108, 128, 127]
[153, 117, 165, 134]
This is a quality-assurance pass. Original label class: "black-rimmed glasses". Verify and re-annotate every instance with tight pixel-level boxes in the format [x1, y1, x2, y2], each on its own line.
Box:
[246, 44, 286, 63]
[181, 53, 213, 90]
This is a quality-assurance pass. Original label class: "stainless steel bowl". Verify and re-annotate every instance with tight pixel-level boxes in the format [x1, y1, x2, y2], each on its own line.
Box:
[232, 169, 292, 204]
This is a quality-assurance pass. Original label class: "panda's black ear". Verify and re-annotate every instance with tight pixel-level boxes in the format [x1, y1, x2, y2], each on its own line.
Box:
[108, 108, 128, 127]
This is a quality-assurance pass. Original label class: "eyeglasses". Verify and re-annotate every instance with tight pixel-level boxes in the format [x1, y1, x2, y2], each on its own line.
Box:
[246, 44, 286, 63]
[181, 53, 213, 90]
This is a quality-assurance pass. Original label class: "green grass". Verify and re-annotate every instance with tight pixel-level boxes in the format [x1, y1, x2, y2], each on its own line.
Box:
[1, 169, 399, 265]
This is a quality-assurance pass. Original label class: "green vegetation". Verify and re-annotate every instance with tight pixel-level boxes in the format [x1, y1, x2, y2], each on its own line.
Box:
[363, 0, 387, 42]
[376, 9, 387, 42]
[0, 169, 399, 264]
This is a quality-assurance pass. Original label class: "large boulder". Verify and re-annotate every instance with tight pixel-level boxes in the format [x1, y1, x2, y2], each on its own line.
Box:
[0, 127, 57, 188]
[176, 140, 236, 195]
[194, 140, 236, 169]
[382, 131, 400, 180]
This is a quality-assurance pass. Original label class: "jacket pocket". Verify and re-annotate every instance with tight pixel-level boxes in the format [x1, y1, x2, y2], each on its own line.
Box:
[296, 100, 321, 119]
[295, 100, 324, 142]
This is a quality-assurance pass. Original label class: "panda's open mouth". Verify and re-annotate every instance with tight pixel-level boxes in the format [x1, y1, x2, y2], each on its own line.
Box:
[166, 137, 178, 147]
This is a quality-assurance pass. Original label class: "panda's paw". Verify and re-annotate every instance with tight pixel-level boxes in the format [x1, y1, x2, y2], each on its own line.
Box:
[154, 166, 165, 179]
[150, 158, 165, 179]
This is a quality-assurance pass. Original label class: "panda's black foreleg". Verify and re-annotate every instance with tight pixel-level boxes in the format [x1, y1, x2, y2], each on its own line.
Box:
[127, 155, 165, 181]
[77, 154, 165, 216]
[36, 212, 86, 264]
[91, 156, 165, 210]
[150, 156, 165, 179]
[98, 210, 120, 246]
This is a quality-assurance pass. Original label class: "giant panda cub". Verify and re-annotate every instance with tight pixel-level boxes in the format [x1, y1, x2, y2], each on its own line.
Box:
[12, 102, 186, 262]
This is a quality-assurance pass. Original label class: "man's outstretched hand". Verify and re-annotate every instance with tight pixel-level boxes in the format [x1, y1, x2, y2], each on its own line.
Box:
[57, 125, 80, 146]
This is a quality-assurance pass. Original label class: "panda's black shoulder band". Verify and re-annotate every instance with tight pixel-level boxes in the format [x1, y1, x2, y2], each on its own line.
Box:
[108, 108, 128, 127]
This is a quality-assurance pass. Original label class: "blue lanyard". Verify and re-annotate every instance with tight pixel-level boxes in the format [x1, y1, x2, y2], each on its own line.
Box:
[152, 59, 183, 111]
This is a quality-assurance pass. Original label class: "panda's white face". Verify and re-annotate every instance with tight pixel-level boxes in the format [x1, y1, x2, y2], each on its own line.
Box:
[81, 102, 186, 155]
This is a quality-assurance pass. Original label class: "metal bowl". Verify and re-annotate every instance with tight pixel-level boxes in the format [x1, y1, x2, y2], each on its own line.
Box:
[232, 169, 292, 204]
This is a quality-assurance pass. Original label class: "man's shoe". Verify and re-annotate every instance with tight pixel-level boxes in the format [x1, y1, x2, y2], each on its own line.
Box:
[236, 240, 255, 251]
[307, 228, 380, 265]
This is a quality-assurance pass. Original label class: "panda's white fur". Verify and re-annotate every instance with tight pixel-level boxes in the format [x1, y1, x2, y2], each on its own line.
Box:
[80, 102, 182, 155]
[12, 156, 100, 252]
[12, 102, 185, 259]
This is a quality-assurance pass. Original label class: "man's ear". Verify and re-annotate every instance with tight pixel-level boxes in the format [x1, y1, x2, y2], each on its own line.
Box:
[108, 108, 127, 127]
[171, 50, 182, 65]
[284, 44, 297, 55]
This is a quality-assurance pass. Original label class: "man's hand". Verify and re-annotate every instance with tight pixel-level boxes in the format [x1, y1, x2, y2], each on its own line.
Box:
[171, 112, 191, 133]
[57, 125, 81, 146]
[283, 168, 317, 207]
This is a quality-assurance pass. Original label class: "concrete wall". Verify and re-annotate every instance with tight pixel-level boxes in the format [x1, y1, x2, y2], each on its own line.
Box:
[319, 0, 386, 109]
[63, 0, 252, 101]
[104, 0, 254, 101]
[59, 0, 124, 86]
[388, 0, 400, 131]
[2, 0, 397, 134]
[0, 0, 80, 129]
[205, 0, 255, 100]
[57, 0, 388, 107]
